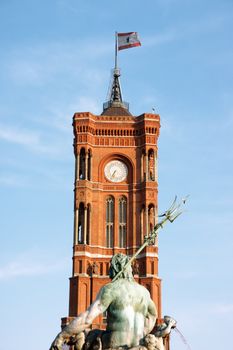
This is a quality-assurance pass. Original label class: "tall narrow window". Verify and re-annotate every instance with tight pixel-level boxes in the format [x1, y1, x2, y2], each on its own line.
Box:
[79, 148, 86, 179]
[148, 149, 155, 181]
[106, 197, 114, 248]
[87, 150, 91, 181]
[148, 204, 155, 233]
[86, 204, 91, 245]
[78, 203, 84, 244]
[119, 196, 127, 248]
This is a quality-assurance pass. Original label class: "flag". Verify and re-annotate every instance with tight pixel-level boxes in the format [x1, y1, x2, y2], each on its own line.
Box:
[118, 32, 141, 51]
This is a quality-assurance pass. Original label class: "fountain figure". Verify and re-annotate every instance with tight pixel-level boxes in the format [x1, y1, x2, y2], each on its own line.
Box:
[50, 197, 187, 350]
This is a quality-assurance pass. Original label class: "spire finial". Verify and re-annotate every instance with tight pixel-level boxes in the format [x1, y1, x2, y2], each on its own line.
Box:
[110, 68, 122, 103]
[102, 32, 129, 113]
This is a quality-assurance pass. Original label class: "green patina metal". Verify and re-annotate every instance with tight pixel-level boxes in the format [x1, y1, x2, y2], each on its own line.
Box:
[112, 196, 188, 283]
[49, 197, 186, 350]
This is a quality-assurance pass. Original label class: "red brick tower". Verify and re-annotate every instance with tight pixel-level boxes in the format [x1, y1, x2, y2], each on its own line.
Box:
[62, 68, 161, 329]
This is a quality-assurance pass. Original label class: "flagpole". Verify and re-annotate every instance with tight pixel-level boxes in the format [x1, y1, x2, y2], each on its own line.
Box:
[115, 31, 118, 69]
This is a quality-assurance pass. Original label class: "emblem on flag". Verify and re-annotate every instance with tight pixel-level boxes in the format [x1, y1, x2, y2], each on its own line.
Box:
[118, 32, 141, 51]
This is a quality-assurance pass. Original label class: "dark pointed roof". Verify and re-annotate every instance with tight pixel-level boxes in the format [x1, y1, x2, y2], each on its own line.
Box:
[101, 105, 132, 116]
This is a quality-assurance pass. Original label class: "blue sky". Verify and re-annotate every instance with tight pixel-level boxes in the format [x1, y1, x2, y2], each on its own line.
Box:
[0, 1, 233, 349]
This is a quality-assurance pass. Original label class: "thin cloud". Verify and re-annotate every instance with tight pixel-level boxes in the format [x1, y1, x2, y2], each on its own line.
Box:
[184, 302, 233, 317]
[74, 96, 100, 114]
[0, 124, 40, 146]
[0, 123, 68, 156]
[0, 164, 72, 190]
[144, 30, 176, 47]
[8, 60, 43, 85]
[171, 270, 199, 280]
[40, 96, 101, 132]
[212, 303, 233, 315]
[4, 40, 111, 87]
[0, 175, 27, 188]
[143, 11, 230, 50]
[0, 256, 69, 280]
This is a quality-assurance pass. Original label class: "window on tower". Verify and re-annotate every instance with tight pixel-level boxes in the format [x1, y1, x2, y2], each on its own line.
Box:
[119, 196, 127, 248]
[79, 148, 86, 180]
[78, 203, 85, 244]
[106, 196, 114, 248]
[148, 204, 155, 233]
[87, 149, 91, 181]
[87, 203, 91, 245]
[148, 149, 155, 181]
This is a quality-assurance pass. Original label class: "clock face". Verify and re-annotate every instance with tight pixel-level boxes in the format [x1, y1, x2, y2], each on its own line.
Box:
[104, 160, 128, 183]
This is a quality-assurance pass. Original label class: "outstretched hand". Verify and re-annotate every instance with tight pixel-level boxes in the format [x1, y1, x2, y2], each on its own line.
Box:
[169, 318, 177, 329]
[164, 315, 177, 329]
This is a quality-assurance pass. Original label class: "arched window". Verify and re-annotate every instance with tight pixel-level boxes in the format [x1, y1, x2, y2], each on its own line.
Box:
[79, 148, 86, 179]
[148, 149, 155, 181]
[87, 204, 91, 245]
[119, 196, 127, 248]
[148, 204, 155, 233]
[140, 205, 145, 244]
[88, 149, 91, 181]
[78, 203, 84, 244]
[141, 149, 146, 182]
[106, 197, 114, 248]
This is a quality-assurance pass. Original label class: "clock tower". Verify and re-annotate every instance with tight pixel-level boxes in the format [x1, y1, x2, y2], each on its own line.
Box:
[62, 67, 161, 330]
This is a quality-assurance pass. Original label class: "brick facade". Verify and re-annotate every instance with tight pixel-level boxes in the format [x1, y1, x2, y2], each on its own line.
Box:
[62, 109, 162, 330]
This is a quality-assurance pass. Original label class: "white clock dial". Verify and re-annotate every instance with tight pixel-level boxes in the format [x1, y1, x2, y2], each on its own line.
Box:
[104, 160, 128, 183]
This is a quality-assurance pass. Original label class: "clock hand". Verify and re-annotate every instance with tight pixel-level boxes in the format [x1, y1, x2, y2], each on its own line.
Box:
[111, 170, 117, 179]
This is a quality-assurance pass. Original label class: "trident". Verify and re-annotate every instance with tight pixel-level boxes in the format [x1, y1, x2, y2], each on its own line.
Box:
[112, 195, 188, 282]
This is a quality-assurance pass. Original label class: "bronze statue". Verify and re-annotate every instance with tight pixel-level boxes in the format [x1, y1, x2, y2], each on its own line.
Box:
[50, 197, 186, 350]
[49, 254, 176, 350]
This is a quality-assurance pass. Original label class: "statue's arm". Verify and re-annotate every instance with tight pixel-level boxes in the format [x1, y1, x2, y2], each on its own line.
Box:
[64, 297, 107, 334]
[144, 298, 157, 335]
[49, 286, 112, 350]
